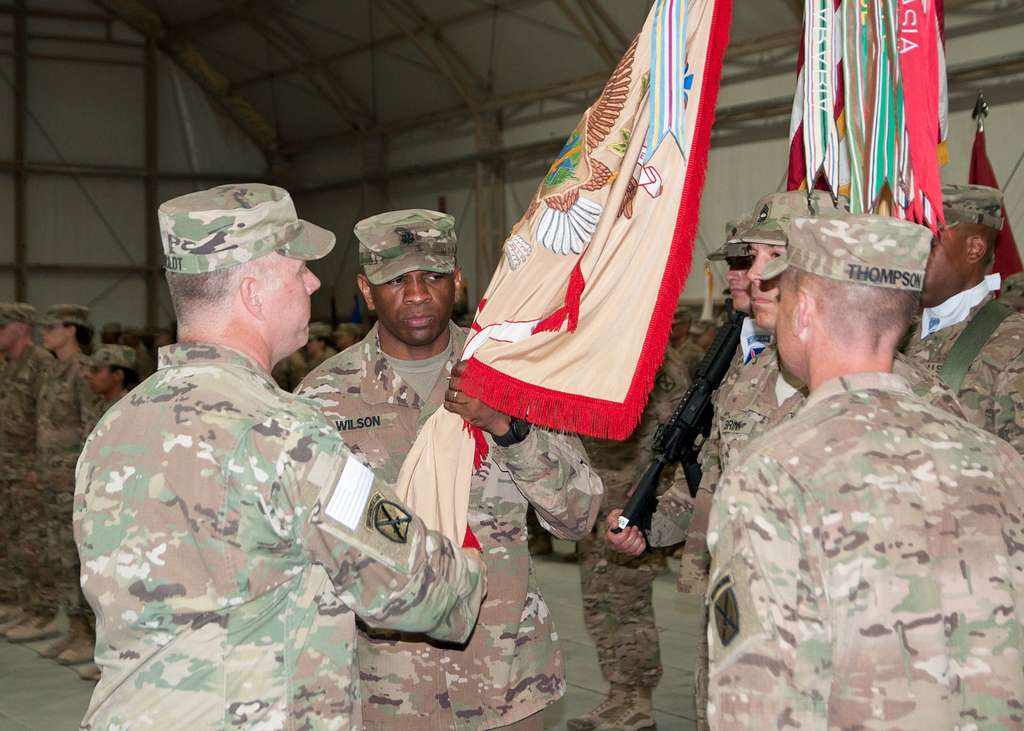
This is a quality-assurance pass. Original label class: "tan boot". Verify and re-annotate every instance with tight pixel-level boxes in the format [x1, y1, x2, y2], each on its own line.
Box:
[39, 633, 74, 659]
[76, 662, 101, 682]
[601, 687, 656, 731]
[567, 684, 632, 731]
[0, 603, 21, 622]
[57, 616, 95, 666]
[0, 609, 28, 634]
[6, 613, 61, 643]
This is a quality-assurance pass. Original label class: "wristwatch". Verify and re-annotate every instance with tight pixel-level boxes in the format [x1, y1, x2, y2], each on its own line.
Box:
[493, 417, 532, 447]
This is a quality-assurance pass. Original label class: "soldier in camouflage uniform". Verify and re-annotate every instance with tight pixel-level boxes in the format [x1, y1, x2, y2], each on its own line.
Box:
[83, 344, 139, 410]
[569, 325, 692, 731]
[903, 183, 1024, 455]
[74, 185, 486, 729]
[0, 303, 54, 636]
[298, 209, 603, 731]
[1002, 270, 1024, 312]
[607, 193, 962, 730]
[708, 213, 1024, 728]
[5, 305, 104, 661]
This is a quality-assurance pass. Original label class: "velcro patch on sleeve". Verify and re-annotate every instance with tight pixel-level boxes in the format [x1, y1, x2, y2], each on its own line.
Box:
[324, 456, 374, 531]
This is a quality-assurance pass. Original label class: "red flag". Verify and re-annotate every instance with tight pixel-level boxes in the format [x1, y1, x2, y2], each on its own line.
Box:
[970, 128, 1023, 278]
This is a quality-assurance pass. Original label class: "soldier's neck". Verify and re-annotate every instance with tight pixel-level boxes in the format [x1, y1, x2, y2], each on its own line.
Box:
[177, 326, 272, 373]
[378, 325, 452, 361]
[54, 341, 80, 361]
[806, 345, 895, 393]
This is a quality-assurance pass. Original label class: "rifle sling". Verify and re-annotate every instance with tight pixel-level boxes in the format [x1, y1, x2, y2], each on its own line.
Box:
[938, 299, 1013, 395]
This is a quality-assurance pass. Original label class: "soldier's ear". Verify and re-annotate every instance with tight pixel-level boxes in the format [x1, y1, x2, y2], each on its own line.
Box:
[963, 233, 989, 266]
[356, 274, 377, 313]
[239, 274, 264, 319]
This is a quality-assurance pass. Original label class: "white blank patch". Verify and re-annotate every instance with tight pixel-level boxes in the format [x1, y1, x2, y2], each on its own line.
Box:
[324, 457, 374, 531]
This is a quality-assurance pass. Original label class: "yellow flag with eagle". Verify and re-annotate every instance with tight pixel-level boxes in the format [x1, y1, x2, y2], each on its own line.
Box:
[396, 0, 733, 543]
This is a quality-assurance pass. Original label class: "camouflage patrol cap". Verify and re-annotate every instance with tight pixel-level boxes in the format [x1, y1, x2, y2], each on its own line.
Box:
[762, 214, 930, 291]
[355, 209, 457, 285]
[0, 302, 35, 326]
[942, 183, 1003, 230]
[159, 184, 336, 274]
[307, 322, 332, 340]
[39, 304, 91, 329]
[89, 345, 137, 371]
[708, 216, 753, 261]
[1002, 272, 1024, 311]
[737, 190, 847, 246]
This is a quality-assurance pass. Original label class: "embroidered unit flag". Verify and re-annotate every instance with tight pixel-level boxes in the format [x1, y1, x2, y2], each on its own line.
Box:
[393, 0, 733, 542]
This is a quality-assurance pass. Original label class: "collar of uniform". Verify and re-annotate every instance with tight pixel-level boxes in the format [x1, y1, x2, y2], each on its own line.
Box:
[804, 370, 914, 410]
[158, 342, 274, 386]
[358, 321, 467, 406]
[920, 273, 1001, 339]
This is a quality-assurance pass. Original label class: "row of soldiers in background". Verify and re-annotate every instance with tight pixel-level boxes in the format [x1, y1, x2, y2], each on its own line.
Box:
[271, 320, 367, 391]
[594, 184, 1024, 729]
[0, 304, 142, 682]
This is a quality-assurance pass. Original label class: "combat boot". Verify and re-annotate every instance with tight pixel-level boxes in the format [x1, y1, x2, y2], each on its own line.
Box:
[5, 613, 61, 643]
[39, 632, 74, 659]
[567, 683, 632, 731]
[57, 616, 95, 665]
[0, 608, 27, 634]
[602, 687, 656, 731]
[76, 662, 101, 682]
[0, 603, 21, 623]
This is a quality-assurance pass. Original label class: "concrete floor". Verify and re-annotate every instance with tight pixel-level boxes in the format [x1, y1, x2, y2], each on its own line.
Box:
[0, 542, 700, 730]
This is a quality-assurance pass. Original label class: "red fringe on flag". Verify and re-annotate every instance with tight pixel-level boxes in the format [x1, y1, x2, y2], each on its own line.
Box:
[458, 0, 732, 441]
[462, 420, 489, 470]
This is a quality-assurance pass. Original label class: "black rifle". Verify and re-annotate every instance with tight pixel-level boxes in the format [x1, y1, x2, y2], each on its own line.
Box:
[613, 310, 746, 534]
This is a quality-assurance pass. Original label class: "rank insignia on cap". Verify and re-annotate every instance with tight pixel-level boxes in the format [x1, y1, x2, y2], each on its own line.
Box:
[398, 229, 415, 245]
[756, 204, 770, 225]
[366, 492, 412, 543]
[712, 575, 740, 647]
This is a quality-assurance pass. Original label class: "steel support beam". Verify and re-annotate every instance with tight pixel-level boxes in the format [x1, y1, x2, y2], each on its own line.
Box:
[0, 160, 268, 182]
[13, 0, 26, 300]
[144, 37, 158, 327]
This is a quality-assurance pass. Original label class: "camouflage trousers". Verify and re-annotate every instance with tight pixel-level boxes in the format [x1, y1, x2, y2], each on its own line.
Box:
[578, 478, 665, 689]
[4, 471, 56, 615]
[0, 476, 23, 604]
[41, 460, 91, 621]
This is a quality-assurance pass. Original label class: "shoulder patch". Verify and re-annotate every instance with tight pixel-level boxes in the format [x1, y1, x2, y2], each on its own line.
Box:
[711, 575, 740, 647]
[366, 492, 412, 544]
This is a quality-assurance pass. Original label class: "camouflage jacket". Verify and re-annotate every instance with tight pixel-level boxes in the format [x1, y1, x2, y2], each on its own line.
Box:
[74, 343, 486, 731]
[904, 292, 1024, 455]
[0, 343, 53, 478]
[650, 344, 965, 592]
[706, 371, 1024, 729]
[37, 351, 104, 474]
[297, 323, 603, 730]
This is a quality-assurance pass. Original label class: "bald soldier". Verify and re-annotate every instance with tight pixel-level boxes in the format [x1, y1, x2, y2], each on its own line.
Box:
[0, 304, 53, 636]
[707, 214, 1024, 727]
[298, 209, 602, 730]
[904, 183, 1024, 455]
[73, 185, 486, 729]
